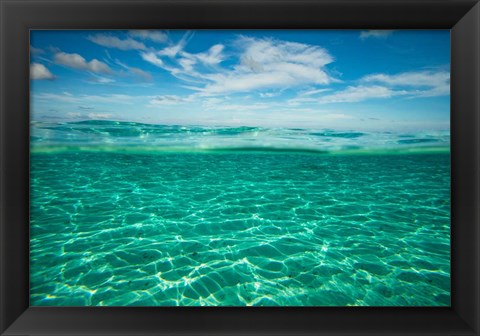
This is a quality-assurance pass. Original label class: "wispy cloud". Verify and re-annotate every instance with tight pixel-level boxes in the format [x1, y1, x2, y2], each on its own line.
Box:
[35, 92, 135, 104]
[115, 59, 153, 82]
[129, 30, 168, 43]
[199, 37, 334, 95]
[360, 30, 394, 40]
[80, 94, 135, 104]
[158, 31, 193, 58]
[141, 52, 166, 68]
[87, 113, 113, 120]
[157, 43, 226, 81]
[145, 34, 445, 107]
[149, 95, 194, 106]
[140, 32, 217, 82]
[30, 63, 55, 80]
[182, 44, 225, 66]
[316, 85, 404, 103]
[141, 35, 335, 96]
[299, 88, 332, 96]
[34, 92, 79, 103]
[62, 112, 114, 121]
[259, 91, 281, 98]
[54, 52, 113, 74]
[201, 102, 271, 112]
[88, 34, 147, 50]
[30, 46, 45, 55]
[361, 70, 450, 97]
[87, 74, 116, 84]
[362, 71, 449, 87]
[288, 70, 450, 104]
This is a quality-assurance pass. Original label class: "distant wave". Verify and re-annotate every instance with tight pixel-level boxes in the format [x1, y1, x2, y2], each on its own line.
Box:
[37, 120, 265, 137]
[30, 120, 450, 155]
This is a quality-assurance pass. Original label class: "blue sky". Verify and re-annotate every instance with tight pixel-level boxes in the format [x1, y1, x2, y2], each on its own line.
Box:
[30, 30, 450, 130]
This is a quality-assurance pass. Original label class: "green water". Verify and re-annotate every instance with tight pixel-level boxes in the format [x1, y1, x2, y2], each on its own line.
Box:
[30, 149, 450, 306]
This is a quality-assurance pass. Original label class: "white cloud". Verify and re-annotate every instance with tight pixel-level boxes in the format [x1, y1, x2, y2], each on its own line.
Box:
[54, 52, 113, 74]
[238, 37, 332, 69]
[288, 88, 333, 104]
[197, 37, 334, 95]
[178, 57, 196, 72]
[361, 70, 450, 97]
[190, 44, 225, 65]
[88, 74, 115, 84]
[35, 92, 135, 104]
[164, 43, 225, 79]
[412, 85, 450, 97]
[148, 94, 273, 114]
[141, 35, 335, 96]
[85, 94, 134, 103]
[287, 70, 449, 105]
[115, 60, 153, 81]
[360, 30, 394, 40]
[52, 111, 114, 121]
[199, 72, 295, 95]
[316, 85, 404, 103]
[300, 88, 332, 96]
[129, 30, 168, 43]
[149, 95, 194, 105]
[164, 44, 225, 79]
[141, 52, 166, 67]
[35, 93, 79, 103]
[87, 113, 113, 120]
[362, 71, 449, 87]
[287, 97, 316, 106]
[30, 63, 55, 80]
[88, 34, 146, 50]
[259, 91, 281, 98]
[159, 44, 185, 58]
[30, 46, 45, 55]
[140, 32, 202, 81]
[154, 32, 193, 59]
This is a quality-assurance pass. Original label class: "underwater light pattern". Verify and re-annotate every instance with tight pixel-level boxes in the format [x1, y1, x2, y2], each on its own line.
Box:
[30, 122, 450, 306]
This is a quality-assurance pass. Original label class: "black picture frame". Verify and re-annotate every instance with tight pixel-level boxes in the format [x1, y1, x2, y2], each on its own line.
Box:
[1, 0, 479, 335]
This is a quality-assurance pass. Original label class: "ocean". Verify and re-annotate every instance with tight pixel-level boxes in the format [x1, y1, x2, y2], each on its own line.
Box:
[29, 120, 451, 306]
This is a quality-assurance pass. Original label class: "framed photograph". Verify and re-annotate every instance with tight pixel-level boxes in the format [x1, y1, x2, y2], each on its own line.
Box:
[1, 0, 479, 335]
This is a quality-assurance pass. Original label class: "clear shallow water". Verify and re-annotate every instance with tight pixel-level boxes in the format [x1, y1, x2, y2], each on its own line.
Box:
[30, 121, 450, 306]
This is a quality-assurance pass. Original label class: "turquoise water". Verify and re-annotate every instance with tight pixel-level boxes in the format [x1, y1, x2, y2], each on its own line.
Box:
[30, 121, 450, 306]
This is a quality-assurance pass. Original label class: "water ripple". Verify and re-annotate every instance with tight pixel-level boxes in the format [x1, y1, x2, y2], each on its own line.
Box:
[30, 151, 450, 306]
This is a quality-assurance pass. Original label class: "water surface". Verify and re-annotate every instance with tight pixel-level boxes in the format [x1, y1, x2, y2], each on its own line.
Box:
[30, 121, 450, 306]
